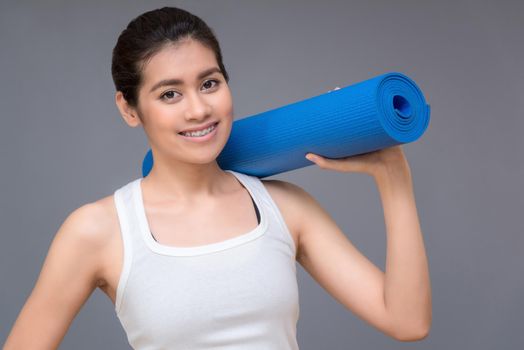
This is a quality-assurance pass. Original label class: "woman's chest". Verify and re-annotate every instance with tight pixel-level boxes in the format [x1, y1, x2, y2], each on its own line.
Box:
[99, 185, 300, 307]
[144, 194, 261, 247]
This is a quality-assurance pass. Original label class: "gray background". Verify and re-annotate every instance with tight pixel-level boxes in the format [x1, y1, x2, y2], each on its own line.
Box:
[1, 0, 522, 349]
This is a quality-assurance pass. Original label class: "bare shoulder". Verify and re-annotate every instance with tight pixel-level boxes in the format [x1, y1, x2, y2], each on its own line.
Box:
[260, 179, 318, 260]
[261, 178, 312, 205]
[59, 194, 119, 283]
[64, 195, 117, 246]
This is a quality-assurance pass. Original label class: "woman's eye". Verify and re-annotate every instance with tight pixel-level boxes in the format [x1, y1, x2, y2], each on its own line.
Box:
[202, 79, 220, 90]
[160, 90, 180, 101]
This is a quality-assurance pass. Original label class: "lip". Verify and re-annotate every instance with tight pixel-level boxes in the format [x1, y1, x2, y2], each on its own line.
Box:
[178, 122, 218, 143]
[178, 121, 219, 134]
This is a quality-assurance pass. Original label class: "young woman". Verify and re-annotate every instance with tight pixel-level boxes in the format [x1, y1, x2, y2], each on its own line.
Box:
[4, 7, 431, 349]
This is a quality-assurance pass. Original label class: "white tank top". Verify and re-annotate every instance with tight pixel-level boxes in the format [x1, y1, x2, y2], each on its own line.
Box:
[112, 170, 300, 349]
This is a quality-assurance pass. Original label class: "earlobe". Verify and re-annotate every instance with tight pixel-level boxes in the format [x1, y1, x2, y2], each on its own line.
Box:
[115, 91, 142, 127]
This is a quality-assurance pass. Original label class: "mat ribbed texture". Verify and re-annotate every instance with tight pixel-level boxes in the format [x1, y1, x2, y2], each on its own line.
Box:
[142, 72, 430, 178]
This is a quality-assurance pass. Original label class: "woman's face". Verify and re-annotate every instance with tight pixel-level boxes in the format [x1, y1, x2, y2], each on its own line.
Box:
[134, 39, 234, 166]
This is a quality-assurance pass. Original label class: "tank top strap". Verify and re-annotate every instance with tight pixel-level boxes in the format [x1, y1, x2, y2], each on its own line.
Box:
[224, 170, 270, 204]
[113, 179, 146, 313]
[225, 170, 297, 258]
[113, 179, 144, 244]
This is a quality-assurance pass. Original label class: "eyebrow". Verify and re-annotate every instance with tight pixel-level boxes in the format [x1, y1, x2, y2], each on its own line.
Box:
[149, 67, 223, 93]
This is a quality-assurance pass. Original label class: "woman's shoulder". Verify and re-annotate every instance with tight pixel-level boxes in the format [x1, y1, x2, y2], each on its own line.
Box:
[39, 193, 121, 294]
[260, 178, 319, 256]
[60, 194, 120, 251]
[261, 178, 314, 206]
[260, 178, 322, 221]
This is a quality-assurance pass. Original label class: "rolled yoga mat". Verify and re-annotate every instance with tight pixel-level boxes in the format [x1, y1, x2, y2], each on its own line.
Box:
[142, 71, 430, 178]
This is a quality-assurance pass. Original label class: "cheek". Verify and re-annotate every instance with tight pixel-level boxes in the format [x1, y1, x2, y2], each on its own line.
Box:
[143, 103, 177, 134]
[217, 88, 234, 116]
[143, 102, 176, 126]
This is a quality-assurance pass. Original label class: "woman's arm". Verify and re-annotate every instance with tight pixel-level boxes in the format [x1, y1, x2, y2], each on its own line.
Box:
[269, 145, 431, 341]
[371, 150, 432, 340]
[3, 203, 108, 350]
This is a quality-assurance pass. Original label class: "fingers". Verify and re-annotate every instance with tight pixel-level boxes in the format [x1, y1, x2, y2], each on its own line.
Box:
[305, 153, 333, 169]
[305, 152, 373, 174]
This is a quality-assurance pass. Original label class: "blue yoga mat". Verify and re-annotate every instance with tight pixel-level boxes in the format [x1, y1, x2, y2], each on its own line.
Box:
[142, 71, 430, 178]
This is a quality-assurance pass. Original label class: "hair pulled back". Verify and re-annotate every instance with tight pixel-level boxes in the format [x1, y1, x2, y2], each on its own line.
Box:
[111, 7, 230, 108]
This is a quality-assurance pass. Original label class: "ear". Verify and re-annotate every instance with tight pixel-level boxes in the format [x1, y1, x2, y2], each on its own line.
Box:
[115, 91, 143, 127]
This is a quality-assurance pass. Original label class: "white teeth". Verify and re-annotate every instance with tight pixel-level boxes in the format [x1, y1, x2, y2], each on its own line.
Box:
[182, 123, 216, 137]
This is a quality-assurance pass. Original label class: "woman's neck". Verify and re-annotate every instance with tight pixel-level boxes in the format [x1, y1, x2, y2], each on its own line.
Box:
[141, 158, 230, 203]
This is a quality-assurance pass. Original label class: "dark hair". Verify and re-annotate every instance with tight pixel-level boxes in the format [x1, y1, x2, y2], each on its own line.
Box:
[111, 7, 230, 109]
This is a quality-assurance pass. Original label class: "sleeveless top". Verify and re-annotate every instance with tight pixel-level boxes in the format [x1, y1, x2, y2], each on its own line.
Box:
[112, 170, 300, 349]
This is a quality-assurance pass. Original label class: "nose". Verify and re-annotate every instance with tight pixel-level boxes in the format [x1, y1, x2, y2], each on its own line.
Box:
[184, 91, 212, 121]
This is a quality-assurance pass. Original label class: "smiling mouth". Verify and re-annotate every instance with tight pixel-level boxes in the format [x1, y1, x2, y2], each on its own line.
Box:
[178, 122, 219, 137]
